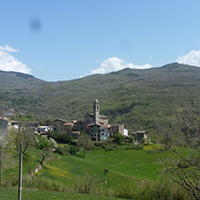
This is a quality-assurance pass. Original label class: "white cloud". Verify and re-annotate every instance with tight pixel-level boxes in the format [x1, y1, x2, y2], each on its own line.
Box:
[0, 45, 19, 52]
[176, 50, 200, 67]
[91, 57, 152, 74]
[0, 45, 31, 74]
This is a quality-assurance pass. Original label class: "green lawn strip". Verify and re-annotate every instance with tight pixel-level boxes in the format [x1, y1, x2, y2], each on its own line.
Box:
[0, 187, 126, 200]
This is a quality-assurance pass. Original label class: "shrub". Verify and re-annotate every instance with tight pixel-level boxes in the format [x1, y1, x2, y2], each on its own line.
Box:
[74, 173, 98, 194]
[35, 136, 50, 149]
[48, 131, 74, 144]
[68, 145, 79, 155]
[113, 133, 125, 145]
[102, 143, 117, 151]
[48, 137, 58, 149]
[143, 144, 165, 153]
[114, 182, 134, 199]
[135, 179, 189, 200]
[55, 145, 71, 156]
[9, 175, 68, 192]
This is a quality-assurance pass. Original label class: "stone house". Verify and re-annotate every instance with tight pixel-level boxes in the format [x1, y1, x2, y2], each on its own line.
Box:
[88, 124, 110, 141]
[75, 120, 86, 133]
[70, 131, 80, 139]
[136, 131, 148, 141]
[88, 124, 100, 141]
[27, 121, 40, 133]
[100, 125, 110, 140]
[64, 122, 74, 133]
[52, 119, 67, 132]
[109, 124, 124, 136]
[130, 131, 148, 142]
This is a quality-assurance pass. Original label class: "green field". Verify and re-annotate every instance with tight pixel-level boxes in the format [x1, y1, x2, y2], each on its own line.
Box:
[2, 147, 172, 188]
[1, 146, 193, 199]
[0, 187, 126, 200]
[40, 148, 168, 187]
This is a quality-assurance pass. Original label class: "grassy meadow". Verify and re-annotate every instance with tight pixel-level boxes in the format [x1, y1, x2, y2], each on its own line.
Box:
[1, 146, 174, 191]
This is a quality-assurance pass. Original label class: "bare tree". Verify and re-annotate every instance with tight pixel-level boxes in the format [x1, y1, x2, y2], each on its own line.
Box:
[40, 148, 51, 166]
[15, 127, 35, 154]
[163, 148, 200, 200]
[74, 172, 98, 194]
[162, 106, 200, 200]
[177, 105, 200, 148]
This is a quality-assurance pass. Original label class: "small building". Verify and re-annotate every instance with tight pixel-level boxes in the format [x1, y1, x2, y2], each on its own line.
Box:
[37, 126, 51, 133]
[70, 131, 80, 139]
[64, 122, 74, 133]
[9, 120, 20, 131]
[88, 124, 110, 141]
[75, 120, 86, 133]
[109, 124, 124, 136]
[27, 121, 40, 133]
[45, 119, 53, 126]
[136, 131, 148, 141]
[88, 124, 100, 141]
[0, 118, 8, 138]
[36, 126, 51, 137]
[100, 125, 110, 141]
[52, 119, 67, 132]
[129, 131, 148, 143]
[124, 128, 128, 136]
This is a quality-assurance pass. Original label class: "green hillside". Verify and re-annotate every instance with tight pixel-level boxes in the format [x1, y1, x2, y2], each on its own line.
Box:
[1, 62, 200, 136]
[1, 147, 179, 190]
[1, 146, 193, 199]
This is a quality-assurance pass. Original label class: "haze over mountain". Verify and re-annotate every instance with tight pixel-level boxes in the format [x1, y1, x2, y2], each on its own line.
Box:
[1, 63, 200, 136]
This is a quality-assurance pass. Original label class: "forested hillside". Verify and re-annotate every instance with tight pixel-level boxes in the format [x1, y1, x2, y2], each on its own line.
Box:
[1, 62, 200, 136]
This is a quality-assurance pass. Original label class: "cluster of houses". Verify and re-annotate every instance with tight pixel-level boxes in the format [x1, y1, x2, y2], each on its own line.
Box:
[0, 100, 147, 142]
[41, 99, 126, 141]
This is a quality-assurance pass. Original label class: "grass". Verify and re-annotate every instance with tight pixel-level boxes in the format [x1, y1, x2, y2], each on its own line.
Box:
[0, 187, 126, 200]
[38, 148, 172, 189]
[1, 145, 194, 195]
[1, 148, 43, 184]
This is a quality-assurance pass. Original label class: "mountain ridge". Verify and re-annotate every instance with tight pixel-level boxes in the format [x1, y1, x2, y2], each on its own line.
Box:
[0, 62, 200, 136]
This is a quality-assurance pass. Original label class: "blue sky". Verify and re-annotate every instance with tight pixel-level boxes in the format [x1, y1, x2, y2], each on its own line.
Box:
[1, 0, 200, 81]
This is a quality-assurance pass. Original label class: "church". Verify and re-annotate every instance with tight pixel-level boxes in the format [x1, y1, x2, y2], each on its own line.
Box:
[84, 99, 108, 126]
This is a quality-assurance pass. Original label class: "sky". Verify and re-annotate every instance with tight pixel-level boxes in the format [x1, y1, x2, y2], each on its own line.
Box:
[1, 0, 200, 82]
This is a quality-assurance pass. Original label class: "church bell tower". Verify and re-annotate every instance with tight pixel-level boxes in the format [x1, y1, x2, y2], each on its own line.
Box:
[93, 99, 100, 124]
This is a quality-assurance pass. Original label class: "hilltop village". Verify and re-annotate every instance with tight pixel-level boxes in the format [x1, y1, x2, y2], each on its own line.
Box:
[0, 100, 147, 142]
